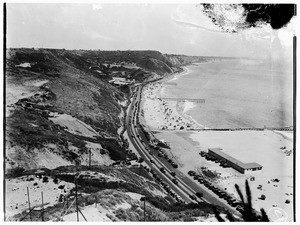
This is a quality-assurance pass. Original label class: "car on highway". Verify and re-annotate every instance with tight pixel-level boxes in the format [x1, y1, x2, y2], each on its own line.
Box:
[189, 195, 197, 201]
[160, 167, 166, 173]
[172, 178, 178, 185]
[170, 171, 176, 177]
[150, 159, 155, 164]
[195, 192, 203, 198]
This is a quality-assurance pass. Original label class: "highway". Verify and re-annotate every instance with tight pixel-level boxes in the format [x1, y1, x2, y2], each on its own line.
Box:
[125, 84, 240, 215]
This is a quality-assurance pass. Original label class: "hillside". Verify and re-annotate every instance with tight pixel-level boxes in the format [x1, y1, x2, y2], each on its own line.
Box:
[4, 48, 226, 221]
[6, 165, 227, 222]
[5, 48, 184, 170]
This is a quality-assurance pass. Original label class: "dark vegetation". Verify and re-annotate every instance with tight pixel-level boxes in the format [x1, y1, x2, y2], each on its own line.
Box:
[242, 4, 295, 30]
[8, 164, 232, 222]
[213, 180, 270, 222]
[201, 4, 295, 32]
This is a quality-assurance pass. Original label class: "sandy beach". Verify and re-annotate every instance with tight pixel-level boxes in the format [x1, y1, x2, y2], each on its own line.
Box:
[142, 67, 206, 131]
[140, 65, 294, 221]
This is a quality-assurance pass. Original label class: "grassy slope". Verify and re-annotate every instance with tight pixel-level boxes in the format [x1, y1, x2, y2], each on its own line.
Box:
[7, 165, 225, 222]
[5, 48, 229, 221]
[5, 48, 184, 170]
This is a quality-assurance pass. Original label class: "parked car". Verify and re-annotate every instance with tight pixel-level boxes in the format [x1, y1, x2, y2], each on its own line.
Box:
[197, 177, 203, 183]
[171, 163, 178, 168]
[194, 175, 200, 180]
[230, 200, 239, 207]
[188, 170, 196, 176]
[170, 171, 176, 177]
[236, 205, 244, 213]
[219, 192, 227, 199]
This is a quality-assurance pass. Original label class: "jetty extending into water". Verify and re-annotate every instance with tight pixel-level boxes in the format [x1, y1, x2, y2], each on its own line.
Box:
[186, 127, 293, 131]
[161, 97, 206, 103]
[159, 126, 293, 131]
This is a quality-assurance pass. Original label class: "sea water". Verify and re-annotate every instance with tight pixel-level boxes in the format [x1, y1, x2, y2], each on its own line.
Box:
[161, 59, 293, 129]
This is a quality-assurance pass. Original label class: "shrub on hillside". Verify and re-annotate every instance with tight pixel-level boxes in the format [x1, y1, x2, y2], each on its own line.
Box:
[42, 176, 49, 183]
[6, 166, 25, 178]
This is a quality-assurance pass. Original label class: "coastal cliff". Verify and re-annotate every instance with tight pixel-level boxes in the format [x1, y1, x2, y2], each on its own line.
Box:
[5, 48, 226, 221]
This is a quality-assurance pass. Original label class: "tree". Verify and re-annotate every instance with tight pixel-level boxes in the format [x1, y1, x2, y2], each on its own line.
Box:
[213, 180, 269, 222]
[140, 196, 147, 221]
[137, 157, 144, 167]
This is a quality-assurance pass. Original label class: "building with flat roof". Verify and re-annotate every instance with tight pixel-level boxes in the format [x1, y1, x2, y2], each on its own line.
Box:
[208, 148, 263, 174]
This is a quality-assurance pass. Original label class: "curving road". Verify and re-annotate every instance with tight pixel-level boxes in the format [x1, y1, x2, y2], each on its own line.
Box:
[126, 84, 240, 216]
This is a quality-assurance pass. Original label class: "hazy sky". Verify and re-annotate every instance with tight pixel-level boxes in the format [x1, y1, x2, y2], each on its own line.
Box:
[6, 3, 295, 57]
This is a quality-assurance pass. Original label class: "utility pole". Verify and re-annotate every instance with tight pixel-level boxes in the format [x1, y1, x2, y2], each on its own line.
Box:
[89, 149, 91, 170]
[41, 192, 44, 221]
[144, 200, 146, 221]
[140, 197, 146, 221]
[75, 179, 79, 222]
[27, 187, 32, 221]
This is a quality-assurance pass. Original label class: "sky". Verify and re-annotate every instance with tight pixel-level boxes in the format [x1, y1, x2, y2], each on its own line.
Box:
[6, 3, 296, 57]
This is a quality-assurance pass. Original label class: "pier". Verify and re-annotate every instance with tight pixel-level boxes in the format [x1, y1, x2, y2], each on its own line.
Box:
[162, 97, 206, 103]
[186, 127, 293, 131]
[165, 82, 177, 86]
[159, 127, 293, 132]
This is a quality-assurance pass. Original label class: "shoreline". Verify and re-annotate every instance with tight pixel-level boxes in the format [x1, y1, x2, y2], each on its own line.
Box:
[140, 63, 294, 221]
[141, 66, 206, 131]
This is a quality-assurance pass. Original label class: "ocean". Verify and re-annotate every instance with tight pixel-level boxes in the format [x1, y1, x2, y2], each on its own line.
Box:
[161, 59, 293, 129]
